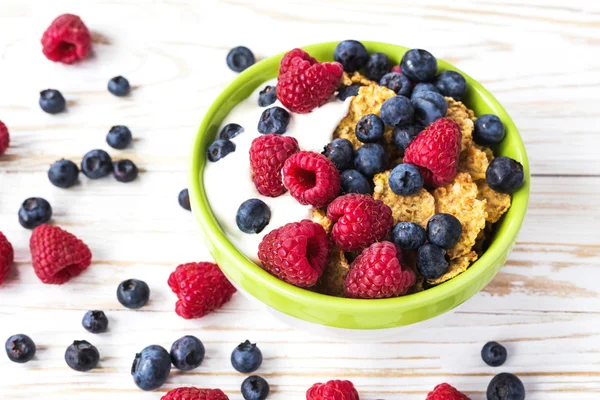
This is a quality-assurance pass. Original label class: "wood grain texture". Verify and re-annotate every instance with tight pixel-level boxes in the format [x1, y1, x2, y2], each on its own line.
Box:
[1, 0, 599, 399]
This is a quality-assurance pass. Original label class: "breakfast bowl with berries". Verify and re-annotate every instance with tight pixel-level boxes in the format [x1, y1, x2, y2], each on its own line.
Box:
[190, 41, 529, 337]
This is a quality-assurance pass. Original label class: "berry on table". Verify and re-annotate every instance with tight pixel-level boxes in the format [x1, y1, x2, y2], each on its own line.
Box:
[380, 95, 414, 127]
[64, 340, 99, 372]
[353, 143, 388, 177]
[434, 70, 467, 100]
[474, 114, 506, 145]
[365, 52, 390, 82]
[231, 340, 263, 373]
[341, 169, 371, 195]
[0, 120, 9, 156]
[400, 49, 438, 82]
[18, 197, 52, 229]
[426, 383, 470, 400]
[388, 163, 424, 196]
[207, 139, 236, 162]
[411, 90, 448, 126]
[82, 310, 109, 334]
[241, 375, 270, 400]
[427, 213, 463, 249]
[417, 243, 449, 280]
[113, 159, 139, 182]
[258, 85, 277, 107]
[0, 232, 14, 285]
[250, 134, 299, 197]
[306, 380, 359, 400]
[161, 388, 229, 400]
[41, 14, 91, 64]
[392, 222, 427, 250]
[178, 188, 191, 211]
[486, 156, 525, 193]
[106, 125, 132, 149]
[39, 89, 66, 114]
[481, 341, 508, 367]
[236, 199, 271, 234]
[283, 151, 341, 208]
[334, 40, 368, 72]
[257, 106, 290, 134]
[81, 149, 113, 179]
[48, 159, 79, 188]
[219, 123, 244, 140]
[355, 114, 385, 143]
[107, 76, 131, 97]
[393, 124, 423, 156]
[380, 72, 413, 97]
[322, 138, 354, 171]
[170, 335, 205, 371]
[5, 334, 36, 363]
[411, 82, 440, 99]
[487, 373, 525, 400]
[227, 46, 255, 72]
[337, 83, 362, 101]
[117, 279, 150, 309]
[131, 345, 172, 391]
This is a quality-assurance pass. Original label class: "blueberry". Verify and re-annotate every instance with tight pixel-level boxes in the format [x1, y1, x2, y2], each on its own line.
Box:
[241, 375, 270, 400]
[353, 143, 388, 177]
[18, 197, 52, 229]
[487, 373, 526, 400]
[219, 123, 244, 140]
[113, 159, 139, 183]
[355, 114, 384, 143]
[391, 222, 427, 250]
[400, 49, 438, 82]
[322, 138, 354, 171]
[131, 345, 171, 391]
[257, 106, 290, 134]
[5, 334, 36, 363]
[486, 156, 525, 194]
[434, 70, 467, 100]
[365, 52, 390, 82]
[170, 335, 205, 371]
[417, 243, 449, 280]
[106, 125, 132, 149]
[207, 139, 235, 162]
[388, 164, 423, 196]
[411, 83, 440, 99]
[117, 279, 150, 309]
[178, 188, 191, 211]
[227, 46, 255, 72]
[411, 91, 448, 126]
[231, 340, 263, 373]
[107, 76, 131, 97]
[48, 159, 79, 188]
[379, 72, 412, 97]
[334, 40, 368, 72]
[81, 149, 113, 179]
[39, 89, 66, 114]
[474, 114, 505, 145]
[481, 341, 508, 367]
[65, 340, 100, 372]
[236, 199, 271, 234]
[337, 83, 361, 101]
[258, 86, 277, 107]
[393, 124, 423, 156]
[380, 96, 414, 127]
[341, 169, 372, 194]
[427, 213, 462, 249]
[82, 310, 109, 334]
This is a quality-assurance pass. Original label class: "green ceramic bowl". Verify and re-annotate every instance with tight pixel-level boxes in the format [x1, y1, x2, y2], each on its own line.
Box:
[189, 41, 530, 331]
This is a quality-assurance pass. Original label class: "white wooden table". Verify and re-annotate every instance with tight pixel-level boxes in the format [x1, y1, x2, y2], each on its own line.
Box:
[1, 1, 599, 399]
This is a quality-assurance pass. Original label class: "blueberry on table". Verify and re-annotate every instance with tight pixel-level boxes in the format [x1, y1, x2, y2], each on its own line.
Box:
[334, 40, 368, 72]
[380, 96, 414, 127]
[474, 114, 506, 145]
[380, 72, 412, 97]
[258, 85, 277, 107]
[227, 46, 255, 72]
[117, 279, 150, 309]
[257, 106, 290, 134]
[131, 345, 171, 391]
[486, 156, 525, 193]
[207, 139, 235, 162]
[236, 199, 271, 234]
[113, 159, 139, 183]
[487, 372, 526, 400]
[411, 82, 440, 99]
[481, 341, 508, 367]
[411, 90, 448, 126]
[241, 375, 270, 400]
[400, 49, 438, 82]
[355, 114, 384, 143]
[434, 70, 467, 100]
[322, 138, 354, 171]
[417, 243, 449, 280]
[393, 124, 423, 156]
[341, 169, 372, 195]
[353, 143, 388, 178]
[365, 52, 390, 82]
[170, 335, 205, 371]
[388, 164, 423, 196]
[5, 334, 36, 363]
[39, 89, 66, 114]
[219, 123, 244, 140]
[81, 149, 113, 179]
[337, 83, 362, 101]
[82, 310, 109, 334]
[231, 340, 263, 373]
[106, 125, 132, 149]
[178, 188, 191, 211]
[427, 213, 462, 249]
[65, 340, 100, 372]
[18, 197, 52, 229]
[391, 222, 427, 250]
[48, 159, 79, 188]
[107, 76, 131, 97]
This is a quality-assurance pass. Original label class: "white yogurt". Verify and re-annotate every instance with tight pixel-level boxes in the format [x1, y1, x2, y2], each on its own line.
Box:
[203, 79, 351, 262]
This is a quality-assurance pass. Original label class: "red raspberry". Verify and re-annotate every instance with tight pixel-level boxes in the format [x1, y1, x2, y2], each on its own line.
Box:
[276, 48, 343, 114]
[283, 151, 341, 208]
[258, 220, 329, 287]
[41, 14, 91, 64]
[391, 64, 402, 73]
[426, 383, 471, 400]
[161, 387, 229, 400]
[344, 241, 415, 299]
[327, 194, 393, 252]
[0, 121, 9, 156]
[250, 134, 299, 197]
[168, 262, 236, 319]
[404, 117, 461, 187]
[30, 224, 92, 284]
[306, 380, 359, 400]
[0, 232, 14, 285]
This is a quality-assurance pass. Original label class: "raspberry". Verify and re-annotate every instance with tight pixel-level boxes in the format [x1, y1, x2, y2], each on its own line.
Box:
[404, 118, 462, 187]
[30, 224, 92, 284]
[306, 380, 359, 400]
[276, 48, 343, 113]
[0, 121, 9, 156]
[168, 262, 236, 319]
[41, 14, 91, 64]
[161, 387, 229, 400]
[327, 194, 393, 252]
[257, 220, 329, 287]
[0, 232, 14, 285]
[250, 134, 299, 197]
[344, 241, 415, 299]
[283, 151, 341, 208]
[391, 64, 402, 73]
[426, 383, 471, 400]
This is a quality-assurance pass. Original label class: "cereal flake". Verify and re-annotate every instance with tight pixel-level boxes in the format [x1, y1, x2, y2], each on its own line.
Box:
[445, 97, 476, 152]
[476, 180, 511, 223]
[427, 251, 478, 285]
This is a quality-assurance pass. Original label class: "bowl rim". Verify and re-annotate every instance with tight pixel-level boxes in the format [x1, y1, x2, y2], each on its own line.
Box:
[189, 41, 530, 330]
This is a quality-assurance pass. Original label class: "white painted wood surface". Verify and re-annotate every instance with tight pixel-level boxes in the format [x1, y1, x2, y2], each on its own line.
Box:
[1, 1, 599, 398]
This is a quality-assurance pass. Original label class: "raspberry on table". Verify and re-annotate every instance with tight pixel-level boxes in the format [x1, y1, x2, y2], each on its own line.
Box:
[161, 387, 229, 400]
[306, 380, 359, 400]
[250, 134, 299, 197]
[426, 383, 471, 400]
[0, 120, 9, 156]
[283, 151, 341, 208]
[41, 14, 91, 64]
[0, 232, 14, 285]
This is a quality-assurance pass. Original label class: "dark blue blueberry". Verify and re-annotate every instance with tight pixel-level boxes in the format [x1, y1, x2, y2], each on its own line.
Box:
[81, 149, 113, 179]
[434, 70, 466, 100]
[39, 89, 66, 114]
[178, 188, 191, 211]
[355, 114, 384, 143]
[131, 345, 171, 391]
[411, 91, 448, 126]
[219, 123, 244, 140]
[380, 96, 414, 127]
[411, 83, 440, 99]
[106, 125, 132, 149]
[207, 139, 235, 162]
[117, 279, 150, 309]
[170, 335, 205, 371]
[365, 52, 390, 82]
[388, 164, 423, 196]
[258, 85, 277, 107]
[474, 114, 505, 145]
[353, 143, 388, 177]
[400, 49, 438, 82]
[257, 106, 290, 134]
[391, 222, 427, 250]
[236, 199, 271, 234]
[417, 243, 449, 280]
[481, 341, 508, 367]
[322, 138, 354, 171]
[379, 72, 412, 97]
[341, 169, 371, 194]
[113, 159, 138, 183]
[427, 213, 462, 249]
[48, 159, 79, 188]
[487, 373, 526, 400]
[107, 76, 131, 97]
[65, 340, 99, 372]
[486, 156, 525, 194]
[227, 46, 255, 73]
[5, 334, 36, 363]
[334, 40, 368, 72]
[82, 311, 109, 334]
[393, 124, 423, 156]
[242, 375, 270, 400]
[337, 83, 361, 101]
[231, 340, 263, 373]
[18, 197, 52, 229]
